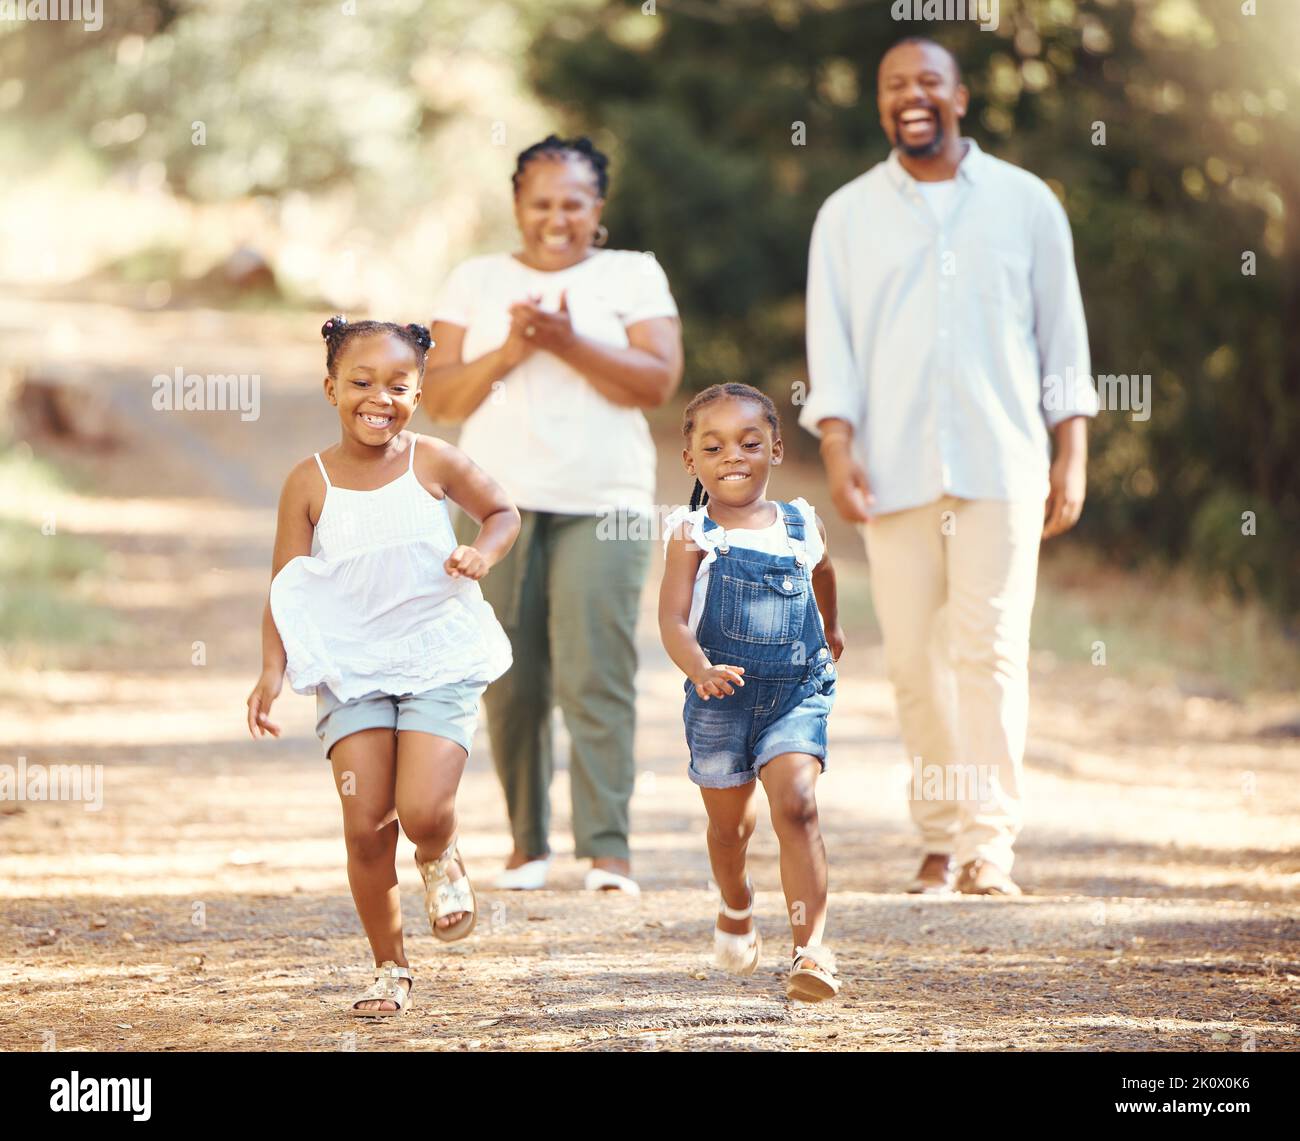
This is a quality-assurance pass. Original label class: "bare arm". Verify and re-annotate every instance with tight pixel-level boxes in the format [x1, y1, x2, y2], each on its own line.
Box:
[420, 321, 531, 424]
[1043, 415, 1088, 539]
[248, 461, 316, 738]
[657, 527, 746, 700]
[811, 515, 845, 661]
[510, 292, 684, 410]
[424, 437, 521, 578]
[548, 314, 683, 409]
[817, 417, 875, 524]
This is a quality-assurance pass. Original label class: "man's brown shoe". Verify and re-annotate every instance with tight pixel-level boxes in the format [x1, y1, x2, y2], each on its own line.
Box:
[905, 853, 954, 894]
[955, 858, 1022, 896]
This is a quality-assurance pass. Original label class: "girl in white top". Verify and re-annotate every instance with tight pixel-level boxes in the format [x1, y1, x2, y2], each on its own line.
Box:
[246, 316, 520, 1016]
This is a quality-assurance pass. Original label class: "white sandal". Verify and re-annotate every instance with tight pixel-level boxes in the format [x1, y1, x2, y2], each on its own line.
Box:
[348, 960, 413, 1017]
[417, 837, 477, 943]
[786, 943, 840, 1002]
[713, 876, 761, 975]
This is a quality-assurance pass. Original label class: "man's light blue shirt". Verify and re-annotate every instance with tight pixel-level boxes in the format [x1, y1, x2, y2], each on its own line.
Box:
[800, 137, 1098, 515]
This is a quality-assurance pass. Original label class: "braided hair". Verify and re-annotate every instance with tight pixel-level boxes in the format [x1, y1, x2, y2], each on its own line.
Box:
[682, 383, 782, 511]
[512, 134, 610, 199]
[320, 315, 433, 379]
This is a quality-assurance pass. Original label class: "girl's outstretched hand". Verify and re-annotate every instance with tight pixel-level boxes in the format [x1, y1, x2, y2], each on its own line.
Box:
[693, 664, 746, 700]
[445, 545, 488, 580]
[247, 670, 284, 739]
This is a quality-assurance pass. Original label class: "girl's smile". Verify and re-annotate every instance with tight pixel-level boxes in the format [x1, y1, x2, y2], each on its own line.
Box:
[684, 396, 783, 523]
[326, 333, 423, 448]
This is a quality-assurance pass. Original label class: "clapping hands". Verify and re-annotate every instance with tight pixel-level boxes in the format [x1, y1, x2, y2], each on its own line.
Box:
[507, 290, 576, 356]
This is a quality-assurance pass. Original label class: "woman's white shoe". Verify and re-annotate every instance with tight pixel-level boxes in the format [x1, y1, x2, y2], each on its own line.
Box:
[583, 867, 641, 896]
[492, 856, 551, 890]
[713, 876, 761, 976]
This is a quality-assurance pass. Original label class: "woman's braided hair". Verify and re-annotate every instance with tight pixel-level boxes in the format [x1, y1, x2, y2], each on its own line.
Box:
[682, 383, 782, 511]
[512, 134, 610, 198]
[320, 316, 433, 379]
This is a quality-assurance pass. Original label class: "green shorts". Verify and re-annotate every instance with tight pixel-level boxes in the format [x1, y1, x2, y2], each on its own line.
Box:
[314, 680, 488, 759]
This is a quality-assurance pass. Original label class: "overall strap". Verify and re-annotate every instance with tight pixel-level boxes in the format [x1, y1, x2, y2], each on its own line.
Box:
[407, 433, 419, 471]
[778, 501, 810, 566]
[313, 453, 331, 488]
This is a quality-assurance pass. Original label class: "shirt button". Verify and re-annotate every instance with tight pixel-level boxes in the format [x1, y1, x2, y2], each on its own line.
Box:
[783, 578, 794, 591]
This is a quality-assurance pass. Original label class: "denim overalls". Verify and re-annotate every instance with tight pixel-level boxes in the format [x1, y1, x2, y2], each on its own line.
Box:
[682, 501, 836, 789]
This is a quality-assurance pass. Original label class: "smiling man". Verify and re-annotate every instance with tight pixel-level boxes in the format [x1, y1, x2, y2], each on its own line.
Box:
[800, 37, 1098, 895]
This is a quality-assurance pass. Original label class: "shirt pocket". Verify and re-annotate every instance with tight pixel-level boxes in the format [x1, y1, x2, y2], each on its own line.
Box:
[720, 571, 805, 645]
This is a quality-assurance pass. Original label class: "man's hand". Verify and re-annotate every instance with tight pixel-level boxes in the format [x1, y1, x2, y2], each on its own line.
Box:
[691, 664, 746, 700]
[820, 423, 875, 523]
[1043, 417, 1088, 539]
[1043, 451, 1086, 538]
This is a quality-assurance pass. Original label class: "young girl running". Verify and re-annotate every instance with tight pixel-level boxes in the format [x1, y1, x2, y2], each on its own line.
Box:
[659, 383, 845, 1002]
[246, 316, 519, 1017]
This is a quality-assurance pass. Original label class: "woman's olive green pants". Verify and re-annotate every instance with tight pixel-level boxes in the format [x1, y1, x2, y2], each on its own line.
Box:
[455, 508, 650, 861]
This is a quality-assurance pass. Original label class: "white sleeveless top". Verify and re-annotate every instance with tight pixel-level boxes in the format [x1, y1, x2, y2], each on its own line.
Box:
[269, 433, 513, 703]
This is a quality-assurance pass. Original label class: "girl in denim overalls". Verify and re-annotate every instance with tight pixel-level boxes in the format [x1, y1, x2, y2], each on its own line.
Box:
[659, 383, 844, 1002]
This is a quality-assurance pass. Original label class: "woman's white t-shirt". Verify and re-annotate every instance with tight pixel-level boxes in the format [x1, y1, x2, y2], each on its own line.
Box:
[661, 498, 826, 634]
[431, 249, 679, 516]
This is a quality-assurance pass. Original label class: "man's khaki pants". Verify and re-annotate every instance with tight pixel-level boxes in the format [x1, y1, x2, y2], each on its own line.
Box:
[861, 495, 1043, 874]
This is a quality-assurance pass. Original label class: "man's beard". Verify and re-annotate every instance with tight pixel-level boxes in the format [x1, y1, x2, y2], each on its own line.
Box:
[898, 116, 946, 158]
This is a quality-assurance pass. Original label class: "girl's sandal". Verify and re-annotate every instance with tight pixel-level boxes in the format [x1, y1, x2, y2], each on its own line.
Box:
[417, 836, 477, 943]
[786, 944, 840, 1003]
[713, 876, 762, 975]
[348, 960, 413, 1017]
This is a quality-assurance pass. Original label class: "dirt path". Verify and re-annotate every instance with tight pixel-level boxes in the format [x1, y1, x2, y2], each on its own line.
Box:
[1, 303, 1296, 1052]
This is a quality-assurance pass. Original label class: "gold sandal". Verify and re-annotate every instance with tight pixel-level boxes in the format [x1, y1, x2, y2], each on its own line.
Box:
[417, 836, 477, 943]
[348, 960, 413, 1017]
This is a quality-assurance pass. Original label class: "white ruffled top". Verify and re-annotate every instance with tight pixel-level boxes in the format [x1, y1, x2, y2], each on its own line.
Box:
[269, 435, 512, 703]
[661, 497, 825, 634]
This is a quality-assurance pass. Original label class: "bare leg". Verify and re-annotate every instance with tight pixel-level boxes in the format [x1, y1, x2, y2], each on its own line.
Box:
[395, 731, 470, 930]
[759, 753, 828, 964]
[700, 783, 759, 937]
[330, 728, 407, 1011]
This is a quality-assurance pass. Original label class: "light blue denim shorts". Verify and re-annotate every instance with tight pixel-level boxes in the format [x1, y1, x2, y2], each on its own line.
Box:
[315, 679, 488, 759]
[683, 671, 835, 789]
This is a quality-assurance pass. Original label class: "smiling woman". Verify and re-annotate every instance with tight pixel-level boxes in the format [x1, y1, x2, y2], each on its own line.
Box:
[423, 134, 685, 894]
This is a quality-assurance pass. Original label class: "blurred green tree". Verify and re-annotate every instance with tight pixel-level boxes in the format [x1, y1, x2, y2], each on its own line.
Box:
[525, 0, 1299, 614]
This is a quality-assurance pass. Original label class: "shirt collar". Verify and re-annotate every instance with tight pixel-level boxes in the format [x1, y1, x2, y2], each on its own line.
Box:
[885, 136, 984, 191]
